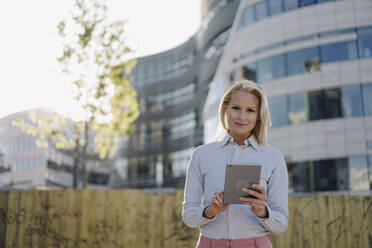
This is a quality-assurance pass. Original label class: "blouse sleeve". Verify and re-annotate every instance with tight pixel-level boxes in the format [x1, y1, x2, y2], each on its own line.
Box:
[257, 152, 289, 235]
[182, 148, 215, 228]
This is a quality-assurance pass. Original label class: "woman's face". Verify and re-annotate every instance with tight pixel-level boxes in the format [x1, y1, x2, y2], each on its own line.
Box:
[226, 91, 260, 144]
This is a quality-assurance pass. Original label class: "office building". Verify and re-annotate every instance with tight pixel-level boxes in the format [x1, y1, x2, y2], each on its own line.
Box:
[0, 109, 111, 189]
[204, 0, 372, 192]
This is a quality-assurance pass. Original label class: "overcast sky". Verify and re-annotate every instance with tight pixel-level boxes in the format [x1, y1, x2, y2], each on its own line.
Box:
[0, 0, 201, 120]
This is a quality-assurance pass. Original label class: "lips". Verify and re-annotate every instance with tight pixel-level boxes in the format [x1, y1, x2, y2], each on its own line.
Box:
[235, 122, 248, 126]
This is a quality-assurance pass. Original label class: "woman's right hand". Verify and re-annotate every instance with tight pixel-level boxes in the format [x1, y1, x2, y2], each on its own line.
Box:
[203, 191, 229, 218]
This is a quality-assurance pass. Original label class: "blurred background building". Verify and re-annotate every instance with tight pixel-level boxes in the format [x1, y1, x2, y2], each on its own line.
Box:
[0, 109, 111, 189]
[111, 0, 240, 188]
[112, 0, 372, 193]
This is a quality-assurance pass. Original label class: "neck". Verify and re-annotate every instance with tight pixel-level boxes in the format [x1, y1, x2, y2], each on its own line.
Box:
[229, 131, 251, 145]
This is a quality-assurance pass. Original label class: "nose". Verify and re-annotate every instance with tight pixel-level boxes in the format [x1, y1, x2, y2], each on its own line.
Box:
[238, 110, 248, 120]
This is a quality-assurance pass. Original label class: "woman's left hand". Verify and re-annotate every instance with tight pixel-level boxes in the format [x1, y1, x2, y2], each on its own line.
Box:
[239, 184, 268, 218]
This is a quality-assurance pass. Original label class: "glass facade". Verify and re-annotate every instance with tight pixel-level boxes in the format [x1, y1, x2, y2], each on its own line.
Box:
[362, 84, 372, 115]
[239, 0, 333, 29]
[320, 41, 358, 63]
[256, 54, 285, 83]
[368, 155, 372, 189]
[283, 0, 298, 11]
[348, 156, 369, 191]
[288, 161, 310, 192]
[268, 0, 283, 16]
[286, 47, 319, 75]
[288, 92, 307, 124]
[243, 63, 257, 82]
[254, 1, 268, 21]
[289, 156, 371, 192]
[358, 27, 372, 58]
[341, 85, 363, 117]
[299, 0, 316, 7]
[269, 83, 371, 127]
[234, 27, 372, 83]
[235, 27, 359, 64]
[313, 159, 349, 191]
[239, 6, 254, 27]
[268, 95, 288, 127]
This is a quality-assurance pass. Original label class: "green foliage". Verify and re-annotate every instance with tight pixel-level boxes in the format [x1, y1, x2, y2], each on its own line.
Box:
[56, 0, 139, 159]
[13, 112, 75, 150]
[13, 0, 138, 188]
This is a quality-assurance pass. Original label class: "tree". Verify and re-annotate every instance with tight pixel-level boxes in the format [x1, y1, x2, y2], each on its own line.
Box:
[14, 111, 83, 188]
[14, 0, 139, 188]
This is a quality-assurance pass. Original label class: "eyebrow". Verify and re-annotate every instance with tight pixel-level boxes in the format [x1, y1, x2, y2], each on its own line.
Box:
[231, 103, 257, 109]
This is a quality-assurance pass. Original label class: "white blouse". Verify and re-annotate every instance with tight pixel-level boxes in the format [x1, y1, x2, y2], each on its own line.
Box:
[182, 133, 288, 239]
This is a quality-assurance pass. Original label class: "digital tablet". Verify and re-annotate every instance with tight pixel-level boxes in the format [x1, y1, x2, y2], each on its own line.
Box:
[223, 164, 261, 204]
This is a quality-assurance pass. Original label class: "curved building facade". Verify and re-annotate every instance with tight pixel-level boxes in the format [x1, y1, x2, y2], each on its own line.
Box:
[112, 0, 240, 188]
[204, 0, 372, 192]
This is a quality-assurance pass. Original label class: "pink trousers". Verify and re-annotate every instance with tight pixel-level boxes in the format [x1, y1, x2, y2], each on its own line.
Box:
[196, 235, 273, 248]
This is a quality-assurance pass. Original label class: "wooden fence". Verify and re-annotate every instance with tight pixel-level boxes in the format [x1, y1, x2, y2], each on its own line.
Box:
[0, 189, 371, 248]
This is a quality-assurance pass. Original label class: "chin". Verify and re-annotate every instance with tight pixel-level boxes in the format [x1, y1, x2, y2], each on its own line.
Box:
[233, 130, 251, 137]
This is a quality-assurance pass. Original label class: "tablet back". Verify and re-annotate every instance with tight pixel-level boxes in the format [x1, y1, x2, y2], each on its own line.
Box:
[223, 164, 261, 204]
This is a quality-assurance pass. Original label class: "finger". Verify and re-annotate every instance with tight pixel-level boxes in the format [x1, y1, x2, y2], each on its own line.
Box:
[242, 188, 267, 202]
[252, 184, 266, 196]
[212, 197, 222, 207]
[239, 197, 266, 206]
[212, 198, 222, 207]
[216, 194, 223, 207]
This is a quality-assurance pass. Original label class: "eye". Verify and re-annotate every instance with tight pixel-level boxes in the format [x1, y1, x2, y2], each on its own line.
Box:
[247, 109, 255, 113]
[232, 106, 239, 110]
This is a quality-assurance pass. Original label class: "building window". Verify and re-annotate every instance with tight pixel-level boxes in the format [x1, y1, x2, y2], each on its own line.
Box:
[242, 63, 257, 81]
[171, 112, 196, 139]
[341, 85, 364, 117]
[299, 0, 315, 7]
[170, 148, 193, 177]
[87, 172, 109, 185]
[308, 88, 342, 120]
[349, 156, 369, 191]
[254, 1, 268, 21]
[323, 88, 342, 119]
[362, 84, 372, 115]
[358, 27, 372, 58]
[236, 27, 371, 82]
[283, 0, 298, 11]
[268, 0, 283, 16]
[286, 47, 319, 75]
[367, 155, 372, 189]
[239, 6, 255, 28]
[308, 90, 324, 120]
[320, 41, 358, 63]
[289, 162, 310, 192]
[256, 54, 285, 83]
[268, 95, 288, 127]
[313, 158, 348, 191]
[288, 92, 308, 124]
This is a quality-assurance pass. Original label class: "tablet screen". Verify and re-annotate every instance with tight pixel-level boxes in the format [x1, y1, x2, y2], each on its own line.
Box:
[223, 164, 261, 204]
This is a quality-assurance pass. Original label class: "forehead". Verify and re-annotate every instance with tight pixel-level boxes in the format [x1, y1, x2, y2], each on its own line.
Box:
[230, 91, 259, 107]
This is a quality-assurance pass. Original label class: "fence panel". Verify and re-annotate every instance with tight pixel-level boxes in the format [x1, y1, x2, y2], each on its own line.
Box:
[0, 189, 371, 248]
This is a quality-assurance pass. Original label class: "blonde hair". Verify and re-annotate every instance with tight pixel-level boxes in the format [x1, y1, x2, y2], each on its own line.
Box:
[218, 80, 272, 144]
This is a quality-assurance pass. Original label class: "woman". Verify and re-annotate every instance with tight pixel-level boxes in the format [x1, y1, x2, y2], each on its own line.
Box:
[182, 80, 288, 248]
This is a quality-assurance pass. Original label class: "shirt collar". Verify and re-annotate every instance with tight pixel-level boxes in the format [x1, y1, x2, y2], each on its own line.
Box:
[220, 132, 260, 151]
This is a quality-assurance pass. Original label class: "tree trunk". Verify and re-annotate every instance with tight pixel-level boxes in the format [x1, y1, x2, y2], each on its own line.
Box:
[73, 124, 80, 188]
[82, 121, 89, 188]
